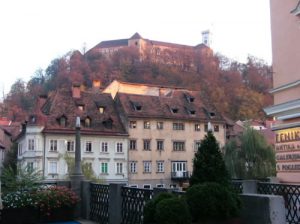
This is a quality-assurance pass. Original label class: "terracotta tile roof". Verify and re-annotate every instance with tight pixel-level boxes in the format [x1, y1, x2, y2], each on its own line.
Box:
[32, 88, 127, 136]
[116, 90, 224, 123]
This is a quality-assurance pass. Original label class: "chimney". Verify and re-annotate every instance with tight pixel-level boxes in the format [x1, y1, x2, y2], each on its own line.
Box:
[92, 80, 101, 92]
[72, 83, 81, 98]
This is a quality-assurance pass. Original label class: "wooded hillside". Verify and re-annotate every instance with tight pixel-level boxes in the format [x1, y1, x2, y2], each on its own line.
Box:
[1, 47, 273, 122]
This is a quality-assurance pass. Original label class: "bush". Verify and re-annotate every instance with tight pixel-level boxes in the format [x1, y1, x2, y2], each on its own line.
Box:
[143, 192, 174, 224]
[186, 182, 241, 222]
[2, 191, 35, 208]
[155, 197, 191, 224]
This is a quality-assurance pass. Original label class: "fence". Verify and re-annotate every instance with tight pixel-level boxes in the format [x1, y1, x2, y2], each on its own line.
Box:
[90, 183, 109, 224]
[258, 182, 300, 224]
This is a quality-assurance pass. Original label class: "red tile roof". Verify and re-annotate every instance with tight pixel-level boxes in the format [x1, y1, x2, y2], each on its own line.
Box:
[30, 88, 127, 136]
[116, 90, 224, 123]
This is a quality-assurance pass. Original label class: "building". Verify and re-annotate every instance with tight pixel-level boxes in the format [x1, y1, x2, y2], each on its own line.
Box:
[105, 82, 226, 189]
[264, 0, 300, 183]
[87, 32, 213, 70]
[16, 84, 128, 183]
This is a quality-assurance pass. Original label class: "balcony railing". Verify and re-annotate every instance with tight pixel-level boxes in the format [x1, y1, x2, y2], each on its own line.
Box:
[171, 171, 190, 180]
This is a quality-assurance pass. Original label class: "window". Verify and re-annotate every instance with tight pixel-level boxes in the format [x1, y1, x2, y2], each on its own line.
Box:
[85, 162, 92, 171]
[67, 141, 74, 152]
[116, 142, 123, 153]
[101, 162, 108, 174]
[129, 140, 137, 150]
[157, 122, 164, 130]
[195, 124, 201, 131]
[78, 106, 84, 111]
[194, 141, 201, 152]
[144, 121, 150, 129]
[143, 139, 151, 151]
[214, 125, 219, 132]
[156, 184, 165, 188]
[28, 139, 35, 151]
[143, 184, 151, 189]
[116, 162, 123, 174]
[85, 141, 92, 152]
[27, 162, 34, 172]
[170, 184, 177, 189]
[49, 161, 58, 174]
[132, 102, 142, 111]
[129, 161, 137, 173]
[130, 185, 138, 188]
[60, 116, 66, 127]
[173, 141, 185, 151]
[143, 161, 151, 173]
[171, 108, 179, 113]
[99, 107, 105, 114]
[85, 117, 91, 127]
[49, 140, 57, 151]
[171, 161, 187, 177]
[157, 140, 164, 151]
[189, 110, 196, 115]
[173, 123, 184, 130]
[101, 142, 108, 153]
[204, 124, 208, 132]
[129, 121, 137, 129]
[18, 143, 23, 155]
[156, 161, 164, 173]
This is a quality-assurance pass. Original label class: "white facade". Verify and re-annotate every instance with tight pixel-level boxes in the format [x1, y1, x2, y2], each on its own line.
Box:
[17, 126, 128, 183]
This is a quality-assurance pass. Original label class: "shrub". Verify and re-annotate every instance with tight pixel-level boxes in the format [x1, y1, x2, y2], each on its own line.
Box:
[186, 182, 241, 222]
[34, 186, 80, 216]
[2, 191, 35, 208]
[155, 197, 191, 224]
[143, 192, 175, 224]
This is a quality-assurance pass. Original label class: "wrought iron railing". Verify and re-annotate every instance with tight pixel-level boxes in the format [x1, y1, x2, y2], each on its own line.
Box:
[121, 186, 153, 224]
[90, 183, 109, 224]
[258, 182, 300, 224]
[171, 171, 190, 179]
[231, 180, 243, 194]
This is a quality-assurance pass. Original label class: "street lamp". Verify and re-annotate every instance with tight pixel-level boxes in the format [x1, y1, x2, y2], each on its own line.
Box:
[74, 116, 83, 175]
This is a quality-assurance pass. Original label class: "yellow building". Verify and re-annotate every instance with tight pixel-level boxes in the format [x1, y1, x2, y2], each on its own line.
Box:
[264, 0, 300, 183]
[105, 81, 226, 189]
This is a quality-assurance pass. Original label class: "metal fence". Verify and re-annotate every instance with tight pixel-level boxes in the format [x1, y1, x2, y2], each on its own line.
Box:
[121, 186, 153, 224]
[90, 183, 109, 224]
[231, 180, 243, 194]
[257, 182, 300, 224]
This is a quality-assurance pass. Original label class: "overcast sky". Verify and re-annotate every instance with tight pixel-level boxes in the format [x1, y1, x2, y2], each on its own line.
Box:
[0, 0, 272, 95]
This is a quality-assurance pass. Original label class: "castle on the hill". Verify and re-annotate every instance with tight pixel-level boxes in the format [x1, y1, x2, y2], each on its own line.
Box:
[87, 32, 213, 70]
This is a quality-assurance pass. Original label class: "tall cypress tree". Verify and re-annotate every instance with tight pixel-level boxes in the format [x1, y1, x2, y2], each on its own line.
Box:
[190, 131, 230, 186]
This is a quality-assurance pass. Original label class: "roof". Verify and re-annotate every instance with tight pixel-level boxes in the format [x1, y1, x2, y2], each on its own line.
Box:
[130, 32, 143, 39]
[116, 90, 224, 122]
[95, 39, 128, 48]
[30, 88, 127, 136]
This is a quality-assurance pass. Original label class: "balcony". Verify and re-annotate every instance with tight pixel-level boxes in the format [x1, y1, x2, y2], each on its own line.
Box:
[171, 171, 190, 180]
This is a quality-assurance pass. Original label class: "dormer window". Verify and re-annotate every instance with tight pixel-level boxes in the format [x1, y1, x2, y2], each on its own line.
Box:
[209, 112, 216, 118]
[30, 115, 36, 123]
[58, 115, 67, 127]
[78, 106, 84, 111]
[190, 110, 196, 115]
[99, 107, 105, 114]
[185, 94, 195, 103]
[103, 118, 113, 129]
[131, 101, 142, 111]
[85, 117, 91, 128]
[171, 108, 179, 114]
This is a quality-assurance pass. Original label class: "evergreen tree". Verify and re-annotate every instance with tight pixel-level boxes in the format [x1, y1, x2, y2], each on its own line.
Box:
[224, 126, 276, 179]
[190, 131, 230, 186]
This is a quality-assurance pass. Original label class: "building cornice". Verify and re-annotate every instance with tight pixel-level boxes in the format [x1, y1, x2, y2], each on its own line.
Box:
[271, 122, 300, 131]
[264, 99, 300, 116]
[270, 80, 300, 94]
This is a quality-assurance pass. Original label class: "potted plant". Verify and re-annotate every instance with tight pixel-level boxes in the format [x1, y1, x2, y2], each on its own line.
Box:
[34, 186, 80, 222]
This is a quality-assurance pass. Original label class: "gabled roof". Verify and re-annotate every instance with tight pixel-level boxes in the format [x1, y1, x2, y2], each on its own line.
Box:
[130, 32, 143, 39]
[33, 88, 127, 136]
[116, 90, 224, 122]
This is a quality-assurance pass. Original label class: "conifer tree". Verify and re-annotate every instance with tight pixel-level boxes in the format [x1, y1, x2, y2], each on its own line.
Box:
[190, 130, 230, 186]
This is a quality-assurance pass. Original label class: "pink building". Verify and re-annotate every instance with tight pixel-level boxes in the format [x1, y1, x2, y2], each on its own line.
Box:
[264, 0, 300, 183]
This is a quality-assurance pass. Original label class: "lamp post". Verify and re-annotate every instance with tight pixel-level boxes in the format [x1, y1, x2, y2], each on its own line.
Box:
[74, 117, 83, 175]
[70, 116, 84, 218]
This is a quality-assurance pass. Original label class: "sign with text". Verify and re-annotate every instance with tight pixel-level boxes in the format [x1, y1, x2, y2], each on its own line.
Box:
[275, 127, 300, 172]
